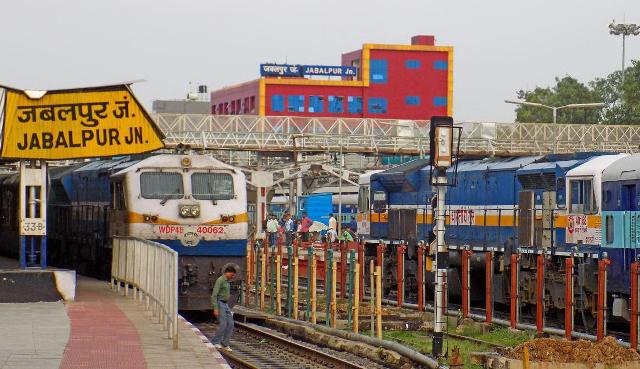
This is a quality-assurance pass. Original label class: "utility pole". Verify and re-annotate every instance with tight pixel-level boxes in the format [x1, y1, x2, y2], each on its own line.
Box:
[429, 116, 457, 358]
[609, 21, 640, 84]
[338, 139, 343, 237]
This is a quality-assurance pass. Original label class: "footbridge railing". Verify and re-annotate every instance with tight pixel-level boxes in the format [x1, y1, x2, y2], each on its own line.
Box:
[110, 236, 179, 348]
[154, 113, 640, 156]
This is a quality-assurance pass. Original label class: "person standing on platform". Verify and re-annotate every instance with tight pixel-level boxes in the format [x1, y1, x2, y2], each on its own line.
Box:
[211, 266, 236, 352]
[300, 212, 313, 242]
[266, 214, 279, 246]
[349, 215, 357, 233]
[328, 213, 337, 242]
[283, 212, 295, 245]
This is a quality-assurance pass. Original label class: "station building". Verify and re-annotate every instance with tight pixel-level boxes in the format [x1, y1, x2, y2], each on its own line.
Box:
[210, 35, 453, 120]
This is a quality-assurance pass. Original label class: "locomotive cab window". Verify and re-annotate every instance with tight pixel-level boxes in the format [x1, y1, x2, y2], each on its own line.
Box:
[568, 179, 596, 214]
[140, 172, 184, 199]
[112, 181, 127, 210]
[372, 191, 387, 212]
[358, 186, 370, 212]
[556, 177, 566, 208]
[191, 173, 234, 200]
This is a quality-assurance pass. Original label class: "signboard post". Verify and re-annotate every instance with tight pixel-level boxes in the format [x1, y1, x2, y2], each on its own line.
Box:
[0, 83, 165, 269]
[19, 160, 47, 268]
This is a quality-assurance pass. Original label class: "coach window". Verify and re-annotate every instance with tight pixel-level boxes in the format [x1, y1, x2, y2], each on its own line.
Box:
[569, 179, 596, 214]
[191, 173, 234, 200]
[605, 215, 614, 244]
[140, 173, 184, 200]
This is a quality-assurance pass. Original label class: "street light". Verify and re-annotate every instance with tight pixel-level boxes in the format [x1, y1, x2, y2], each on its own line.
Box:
[609, 21, 640, 83]
[504, 100, 605, 124]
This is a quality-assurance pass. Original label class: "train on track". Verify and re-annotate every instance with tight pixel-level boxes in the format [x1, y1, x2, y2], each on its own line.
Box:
[357, 152, 640, 328]
[0, 154, 247, 310]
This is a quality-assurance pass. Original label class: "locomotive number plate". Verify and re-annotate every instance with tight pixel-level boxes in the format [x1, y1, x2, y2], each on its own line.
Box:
[20, 219, 46, 236]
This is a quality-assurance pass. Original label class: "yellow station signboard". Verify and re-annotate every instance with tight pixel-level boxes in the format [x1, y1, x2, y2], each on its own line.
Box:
[0, 84, 165, 160]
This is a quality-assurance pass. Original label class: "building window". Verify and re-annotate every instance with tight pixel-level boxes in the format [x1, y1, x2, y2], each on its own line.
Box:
[223, 102, 229, 114]
[369, 59, 388, 83]
[405, 60, 421, 69]
[405, 96, 420, 106]
[347, 96, 362, 114]
[367, 97, 387, 114]
[434, 61, 448, 70]
[230, 100, 236, 114]
[433, 97, 447, 107]
[308, 96, 324, 113]
[250, 96, 256, 113]
[244, 97, 249, 114]
[328, 96, 344, 113]
[211, 105, 216, 114]
[288, 95, 305, 113]
[271, 94, 285, 112]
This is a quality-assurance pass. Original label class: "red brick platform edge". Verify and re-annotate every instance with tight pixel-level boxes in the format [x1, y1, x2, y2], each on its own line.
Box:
[60, 289, 147, 369]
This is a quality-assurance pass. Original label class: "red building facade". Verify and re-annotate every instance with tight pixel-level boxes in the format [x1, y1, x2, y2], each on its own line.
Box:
[211, 35, 453, 120]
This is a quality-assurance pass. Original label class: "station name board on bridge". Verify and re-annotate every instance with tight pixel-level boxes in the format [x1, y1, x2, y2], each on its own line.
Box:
[260, 64, 357, 77]
[0, 84, 165, 160]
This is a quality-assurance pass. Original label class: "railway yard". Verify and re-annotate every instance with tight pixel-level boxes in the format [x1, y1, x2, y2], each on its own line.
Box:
[3, 5, 640, 368]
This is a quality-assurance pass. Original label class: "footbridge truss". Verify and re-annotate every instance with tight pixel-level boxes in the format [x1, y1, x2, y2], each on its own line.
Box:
[155, 114, 640, 156]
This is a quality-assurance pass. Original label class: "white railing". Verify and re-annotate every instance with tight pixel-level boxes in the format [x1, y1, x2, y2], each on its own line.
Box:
[111, 237, 179, 348]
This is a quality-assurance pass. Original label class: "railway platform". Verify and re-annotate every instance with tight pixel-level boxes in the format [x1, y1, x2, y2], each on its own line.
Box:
[0, 269, 231, 369]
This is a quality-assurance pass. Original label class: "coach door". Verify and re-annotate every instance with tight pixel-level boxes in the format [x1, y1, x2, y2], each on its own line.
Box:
[518, 191, 534, 247]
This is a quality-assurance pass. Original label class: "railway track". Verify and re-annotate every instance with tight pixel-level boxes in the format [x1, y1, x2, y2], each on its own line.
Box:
[195, 320, 370, 369]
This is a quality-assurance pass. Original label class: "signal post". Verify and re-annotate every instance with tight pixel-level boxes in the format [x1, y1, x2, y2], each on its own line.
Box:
[430, 116, 458, 358]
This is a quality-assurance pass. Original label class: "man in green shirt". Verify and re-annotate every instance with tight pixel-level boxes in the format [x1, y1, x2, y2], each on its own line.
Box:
[210, 265, 236, 351]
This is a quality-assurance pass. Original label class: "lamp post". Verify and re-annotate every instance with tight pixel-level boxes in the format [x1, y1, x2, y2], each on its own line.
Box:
[609, 21, 640, 84]
[505, 100, 605, 152]
[504, 100, 606, 124]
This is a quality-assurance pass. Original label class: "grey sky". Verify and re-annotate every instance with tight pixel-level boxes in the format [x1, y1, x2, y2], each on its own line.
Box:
[1, 0, 638, 122]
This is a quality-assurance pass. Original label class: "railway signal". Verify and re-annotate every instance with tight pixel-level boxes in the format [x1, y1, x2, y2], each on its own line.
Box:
[429, 116, 461, 358]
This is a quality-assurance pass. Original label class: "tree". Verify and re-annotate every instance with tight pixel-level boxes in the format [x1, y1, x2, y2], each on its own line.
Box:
[590, 60, 640, 125]
[513, 60, 640, 124]
[515, 76, 602, 124]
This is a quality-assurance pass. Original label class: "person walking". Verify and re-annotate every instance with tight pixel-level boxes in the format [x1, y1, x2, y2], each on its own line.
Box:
[300, 212, 313, 242]
[211, 266, 236, 352]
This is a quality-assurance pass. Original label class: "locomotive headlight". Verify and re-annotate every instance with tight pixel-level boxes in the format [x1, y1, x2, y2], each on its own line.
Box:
[180, 206, 190, 217]
[190, 206, 200, 217]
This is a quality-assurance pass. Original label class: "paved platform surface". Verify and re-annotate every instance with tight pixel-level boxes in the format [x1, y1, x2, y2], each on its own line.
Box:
[0, 275, 230, 369]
